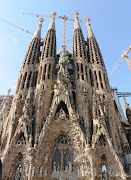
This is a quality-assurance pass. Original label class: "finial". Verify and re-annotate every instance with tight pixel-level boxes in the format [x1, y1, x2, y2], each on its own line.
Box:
[48, 11, 57, 30]
[73, 11, 81, 30]
[8, 88, 11, 94]
[39, 18, 44, 23]
[73, 11, 79, 19]
[85, 17, 90, 23]
[51, 11, 57, 19]
[33, 18, 44, 39]
[38, 18, 44, 28]
[85, 17, 93, 38]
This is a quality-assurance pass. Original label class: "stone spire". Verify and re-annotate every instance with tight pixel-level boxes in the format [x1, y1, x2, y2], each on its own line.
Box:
[73, 11, 81, 30]
[35, 12, 57, 139]
[15, 18, 44, 95]
[85, 17, 93, 38]
[73, 12, 86, 59]
[85, 17, 105, 67]
[41, 12, 56, 59]
[48, 11, 56, 31]
[33, 18, 44, 39]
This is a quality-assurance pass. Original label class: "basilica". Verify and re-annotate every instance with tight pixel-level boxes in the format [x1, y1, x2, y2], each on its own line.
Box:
[0, 11, 131, 179]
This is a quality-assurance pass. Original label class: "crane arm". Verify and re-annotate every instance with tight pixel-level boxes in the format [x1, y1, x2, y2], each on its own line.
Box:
[108, 57, 124, 78]
[0, 17, 33, 35]
[23, 13, 51, 18]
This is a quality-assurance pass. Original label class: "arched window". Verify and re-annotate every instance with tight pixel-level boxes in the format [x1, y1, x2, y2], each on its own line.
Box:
[52, 136, 73, 174]
[53, 149, 61, 171]
[64, 149, 71, 171]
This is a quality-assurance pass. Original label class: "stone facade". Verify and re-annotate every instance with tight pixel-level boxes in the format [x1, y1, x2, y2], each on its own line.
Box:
[0, 11, 131, 180]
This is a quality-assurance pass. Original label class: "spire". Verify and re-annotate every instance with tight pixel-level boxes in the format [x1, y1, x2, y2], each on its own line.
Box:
[48, 11, 56, 31]
[41, 12, 56, 59]
[73, 11, 81, 30]
[73, 12, 86, 59]
[123, 95, 131, 111]
[33, 18, 44, 39]
[85, 17, 93, 38]
[85, 17, 105, 66]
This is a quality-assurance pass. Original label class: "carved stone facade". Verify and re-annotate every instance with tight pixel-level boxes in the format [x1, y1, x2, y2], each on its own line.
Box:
[0, 11, 131, 180]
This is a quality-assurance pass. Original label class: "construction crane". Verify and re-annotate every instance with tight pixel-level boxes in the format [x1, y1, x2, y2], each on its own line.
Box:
[23, 13, 83, 48]
[0, 17, 33, 36]
[108, 46, 131, 78]
[117, 92, 131, 97]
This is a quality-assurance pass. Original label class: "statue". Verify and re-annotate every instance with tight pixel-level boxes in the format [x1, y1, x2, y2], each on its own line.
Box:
[39, 166, 43, 176]
[64, 164, 68, 172]
[43, 168, 47, 177]
[53, 161, 57, 172]
[44, 153, 48, 163]
[69, 161, 72, 172]
[32, 166, 35, 176]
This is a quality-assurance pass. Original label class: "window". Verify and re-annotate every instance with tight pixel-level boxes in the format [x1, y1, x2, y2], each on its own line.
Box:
[99, 71, 103, 89]
[21, 72, 27, 89]
[52, 136, 73, 174]
[89, 69, 94, 86]
[26, 72, 32, 89]
[94, 70, 98, 88]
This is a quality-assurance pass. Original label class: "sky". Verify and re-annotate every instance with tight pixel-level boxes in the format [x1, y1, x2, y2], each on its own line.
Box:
[0, 0, 131, 115]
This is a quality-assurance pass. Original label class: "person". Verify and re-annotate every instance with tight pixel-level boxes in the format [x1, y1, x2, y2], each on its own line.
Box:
[0, 159, 2, 180]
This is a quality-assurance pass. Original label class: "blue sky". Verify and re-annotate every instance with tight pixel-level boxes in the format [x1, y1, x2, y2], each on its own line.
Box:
[0, 0, 131, 113]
